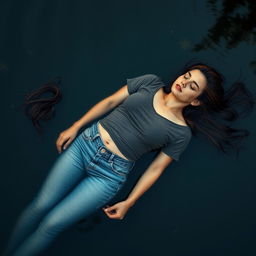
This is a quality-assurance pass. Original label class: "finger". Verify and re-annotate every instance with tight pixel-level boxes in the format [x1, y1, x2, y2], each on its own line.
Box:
[57, 141, 63, 153]
[56, 142, 61, 153]
[102, 205, 110, 212]
[105, 211, 118, 219]
[58, 137, 68, 153]
[103, 208, 116, 216]
[103, 207, 113, 213]
[56, 138, 60, 153]
[106, 209, 117, 216]
[56, 136, 63, 153]
[63, 139, 72, 150]
[105, 205, 115, 212]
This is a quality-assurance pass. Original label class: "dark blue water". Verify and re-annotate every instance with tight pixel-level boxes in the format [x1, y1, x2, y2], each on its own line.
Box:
[1, 0, 256, 255]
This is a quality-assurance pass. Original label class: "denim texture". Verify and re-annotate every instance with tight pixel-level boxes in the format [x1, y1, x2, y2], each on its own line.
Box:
[2, 120, 135, 256]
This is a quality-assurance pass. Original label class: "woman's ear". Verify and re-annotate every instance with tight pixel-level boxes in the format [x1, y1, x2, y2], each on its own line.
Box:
[190, 99, 201, 106]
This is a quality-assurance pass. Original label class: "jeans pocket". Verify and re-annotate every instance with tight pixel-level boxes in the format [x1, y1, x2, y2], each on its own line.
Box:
[110, 160, 134, 177]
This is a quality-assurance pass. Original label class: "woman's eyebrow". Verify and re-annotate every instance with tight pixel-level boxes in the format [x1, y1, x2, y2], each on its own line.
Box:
[188, 71, 200, 90]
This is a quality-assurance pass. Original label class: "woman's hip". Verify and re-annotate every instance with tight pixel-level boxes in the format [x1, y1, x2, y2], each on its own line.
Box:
[75, 120, 136, 188]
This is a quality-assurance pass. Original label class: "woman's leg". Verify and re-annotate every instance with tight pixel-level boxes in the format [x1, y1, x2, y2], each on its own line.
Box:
[2, 134, 88, 256]
[11, 174, 118, 256]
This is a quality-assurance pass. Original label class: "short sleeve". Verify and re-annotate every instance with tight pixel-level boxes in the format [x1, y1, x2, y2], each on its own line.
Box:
[126, 74, 159, 95]
[161, 133, 192, 161]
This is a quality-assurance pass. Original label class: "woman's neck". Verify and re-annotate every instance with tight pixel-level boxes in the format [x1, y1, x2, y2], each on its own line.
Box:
[163, 91, 188, 118]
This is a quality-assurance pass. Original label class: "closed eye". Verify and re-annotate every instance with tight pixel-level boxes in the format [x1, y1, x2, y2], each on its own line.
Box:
[184, 74, 196, 90]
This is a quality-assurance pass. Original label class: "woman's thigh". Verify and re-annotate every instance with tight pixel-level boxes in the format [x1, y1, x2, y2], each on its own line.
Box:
[37, 174, 120, 234]
[31, 133, 91, 212]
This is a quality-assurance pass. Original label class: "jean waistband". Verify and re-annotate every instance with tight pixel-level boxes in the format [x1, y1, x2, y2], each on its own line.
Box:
[89, 120, 135, 166]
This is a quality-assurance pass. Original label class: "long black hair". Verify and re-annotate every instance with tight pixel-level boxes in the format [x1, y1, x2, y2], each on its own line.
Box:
[155, 59, 256, 158]
[21, 77, 63, 134]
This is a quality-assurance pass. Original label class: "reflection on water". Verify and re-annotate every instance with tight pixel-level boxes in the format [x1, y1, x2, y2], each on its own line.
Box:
[192, 0, 256, 73]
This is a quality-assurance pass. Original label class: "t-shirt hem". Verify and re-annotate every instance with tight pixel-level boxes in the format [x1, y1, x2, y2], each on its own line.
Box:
[99, 120, 136, 162]
[162, 150, 179, 161]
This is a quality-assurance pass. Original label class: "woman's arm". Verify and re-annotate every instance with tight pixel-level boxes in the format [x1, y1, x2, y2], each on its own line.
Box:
[102, 137, 174, 220]
[102, 166, 164, 219]
[72, 85, 129, 130]
[56, 96, 115, 153]
[125, 166, 165, 207]
[72, 97, 114, 130]
[125, 152, 174, 207]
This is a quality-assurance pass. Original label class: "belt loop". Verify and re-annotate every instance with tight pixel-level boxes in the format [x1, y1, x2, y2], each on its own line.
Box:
[109, 154, 114, 162]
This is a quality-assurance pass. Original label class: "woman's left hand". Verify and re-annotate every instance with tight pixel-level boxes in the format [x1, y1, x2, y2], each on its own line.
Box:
[102, 201, 131, 220]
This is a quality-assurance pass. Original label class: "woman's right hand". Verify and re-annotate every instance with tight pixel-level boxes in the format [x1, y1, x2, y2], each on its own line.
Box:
[56, 125, 79, 154]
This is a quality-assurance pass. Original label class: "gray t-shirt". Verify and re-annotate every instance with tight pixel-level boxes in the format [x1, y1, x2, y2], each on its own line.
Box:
[99, 74, 192, 162]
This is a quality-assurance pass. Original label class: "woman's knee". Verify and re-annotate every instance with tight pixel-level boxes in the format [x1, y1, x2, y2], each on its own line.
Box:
[28, 196, 53, 217]
[36, 213, 66, 237]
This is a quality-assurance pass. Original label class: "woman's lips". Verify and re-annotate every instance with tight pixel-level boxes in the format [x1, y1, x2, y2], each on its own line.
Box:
[176, 84, 182, 92]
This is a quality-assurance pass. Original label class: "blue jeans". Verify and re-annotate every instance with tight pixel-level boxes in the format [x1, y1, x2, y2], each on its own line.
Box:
[2, 120, 135, 256]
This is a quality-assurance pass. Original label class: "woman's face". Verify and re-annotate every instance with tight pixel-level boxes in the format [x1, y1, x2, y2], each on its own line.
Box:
[171, 69, 207, 106]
